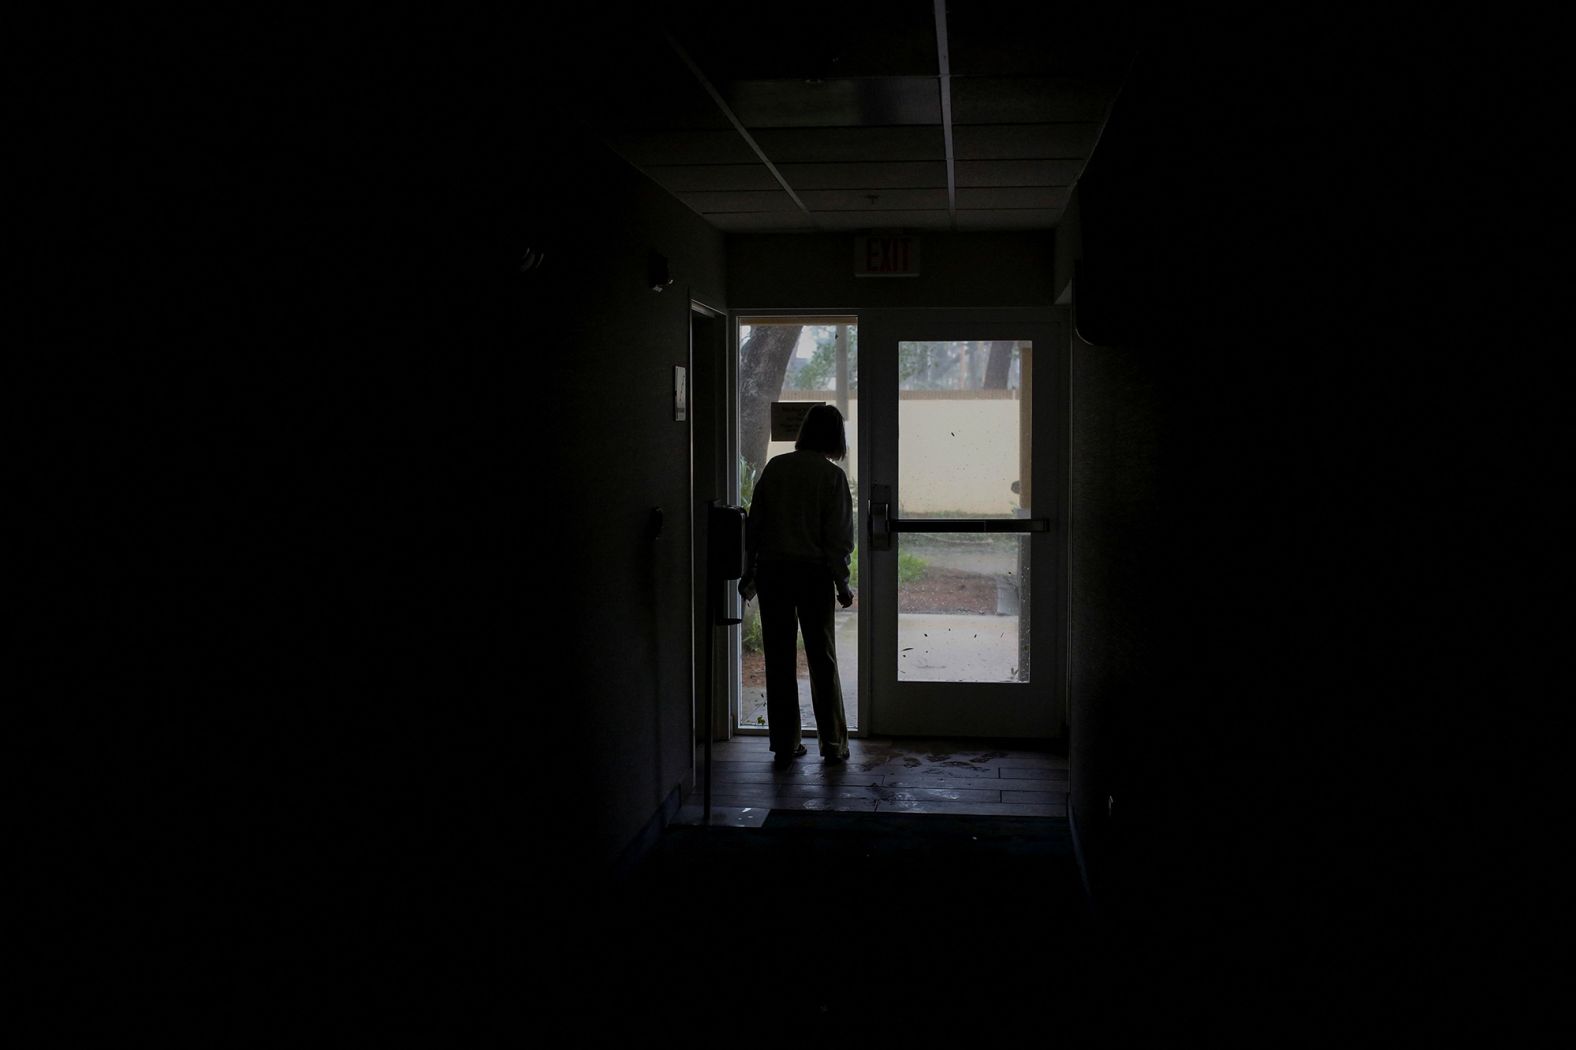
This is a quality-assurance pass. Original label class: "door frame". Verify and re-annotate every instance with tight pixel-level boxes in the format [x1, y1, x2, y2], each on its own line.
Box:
[724, 306, 1070, 743]
[690, 300, 734, 747]
[728, 310, 866, 739]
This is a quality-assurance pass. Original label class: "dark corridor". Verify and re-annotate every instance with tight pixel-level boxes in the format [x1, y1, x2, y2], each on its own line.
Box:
[45, 1, 1543, 1043]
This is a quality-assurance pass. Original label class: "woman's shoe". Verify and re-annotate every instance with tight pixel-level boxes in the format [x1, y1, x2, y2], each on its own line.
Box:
[773, 744, 807, 767]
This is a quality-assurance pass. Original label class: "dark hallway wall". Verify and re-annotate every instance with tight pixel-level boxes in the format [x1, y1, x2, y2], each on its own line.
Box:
[56, 18, 726, 1026]
[530, 132, 728, 872]
[1050, 9, 1517, 1035]
[1059, 184, 1164, 906]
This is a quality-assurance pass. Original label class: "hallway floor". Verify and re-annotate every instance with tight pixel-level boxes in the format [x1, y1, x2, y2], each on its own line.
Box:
[590, 766, 1096, 1039]
[565, 739, 1358, 1043]
[551, 738, 1092, 1037]
[677, 735, 1067, 826]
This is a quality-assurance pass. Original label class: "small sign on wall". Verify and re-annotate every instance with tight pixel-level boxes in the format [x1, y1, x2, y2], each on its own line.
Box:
[674, 366, 687, 421]
[855, 235, 920, 277]
[771, 401, 823, 441]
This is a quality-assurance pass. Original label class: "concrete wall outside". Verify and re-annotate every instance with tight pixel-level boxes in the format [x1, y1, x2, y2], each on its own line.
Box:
[764, 394, 1028, 515]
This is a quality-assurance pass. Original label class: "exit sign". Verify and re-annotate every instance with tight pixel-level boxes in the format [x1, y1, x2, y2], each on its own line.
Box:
[855, 236, 921, 277]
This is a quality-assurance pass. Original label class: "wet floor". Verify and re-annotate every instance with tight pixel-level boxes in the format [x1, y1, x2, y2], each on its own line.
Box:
[677, 736, 1066, 825]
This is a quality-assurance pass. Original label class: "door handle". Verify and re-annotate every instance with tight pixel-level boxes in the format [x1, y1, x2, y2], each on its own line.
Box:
[869, 484, 893, 551]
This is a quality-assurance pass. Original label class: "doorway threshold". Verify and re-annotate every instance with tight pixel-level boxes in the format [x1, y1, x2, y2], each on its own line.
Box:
[687, 735, 1067, 821]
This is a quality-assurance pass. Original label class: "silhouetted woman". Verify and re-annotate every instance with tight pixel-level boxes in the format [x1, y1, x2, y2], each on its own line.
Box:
[740, 404, 854, 767]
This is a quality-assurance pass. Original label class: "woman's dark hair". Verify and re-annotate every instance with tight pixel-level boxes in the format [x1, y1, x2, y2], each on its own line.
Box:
[795, 404, 848, 461]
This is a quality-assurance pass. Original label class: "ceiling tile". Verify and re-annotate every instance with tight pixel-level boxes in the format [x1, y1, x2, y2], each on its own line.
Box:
[642, 165, 782, 192]
[678, 190, 804, 214]
[727, 78, 941, 128]
[799, 188, 950, 211]
[955, 159, 1084, 186]
[753, 127, 946, 163]
[810, 210, 953, 231]
[954, 208, 1064, 230]
[956, 187, 1069, 210]
[952, 123, 1102, 159]
[705, 212, 817, 232]
[775, 161, 947, 190]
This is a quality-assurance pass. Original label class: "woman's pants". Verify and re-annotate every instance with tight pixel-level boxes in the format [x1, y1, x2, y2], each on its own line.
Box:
[755, 563, 849, 758]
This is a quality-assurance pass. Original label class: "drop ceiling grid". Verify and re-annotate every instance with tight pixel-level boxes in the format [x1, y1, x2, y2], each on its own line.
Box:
[595, 2, 1132, 232]
[719, 84, 1108, 228]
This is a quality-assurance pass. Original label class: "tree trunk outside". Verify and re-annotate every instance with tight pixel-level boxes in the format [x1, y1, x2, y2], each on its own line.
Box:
[739, 325, 803, 486]
[984, 340, 1015, 389]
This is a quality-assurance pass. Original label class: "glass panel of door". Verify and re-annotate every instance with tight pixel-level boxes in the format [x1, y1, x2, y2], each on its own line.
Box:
[896, 339, 1031, 684]
[735, 317, 859, 734]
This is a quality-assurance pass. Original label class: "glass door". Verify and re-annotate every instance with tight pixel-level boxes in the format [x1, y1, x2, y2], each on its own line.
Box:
[860, 310, 1064, 739]
[734, 316, 860, 737]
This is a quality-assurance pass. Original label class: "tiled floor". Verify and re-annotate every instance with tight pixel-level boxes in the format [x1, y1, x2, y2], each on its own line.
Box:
[677, 735, 1068, 826]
